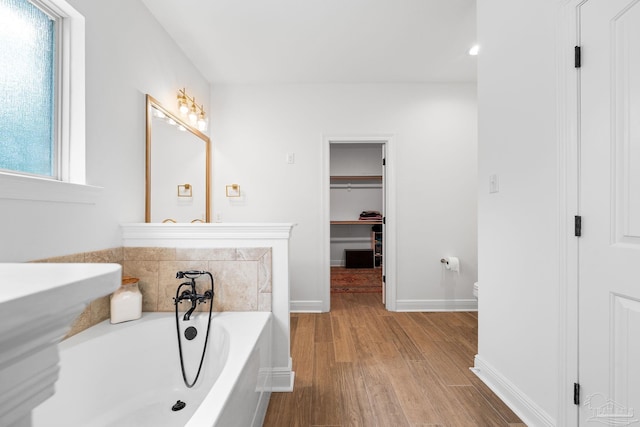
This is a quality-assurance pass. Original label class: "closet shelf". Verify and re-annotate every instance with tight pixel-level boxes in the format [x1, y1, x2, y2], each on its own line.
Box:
[330, 220, 383, 225]
[330, 175, 382, 181]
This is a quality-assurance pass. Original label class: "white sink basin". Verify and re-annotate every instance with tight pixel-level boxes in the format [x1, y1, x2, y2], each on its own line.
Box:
[0, 263, 121, 427]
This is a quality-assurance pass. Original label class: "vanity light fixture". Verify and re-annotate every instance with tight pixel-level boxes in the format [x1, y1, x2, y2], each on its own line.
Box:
[177, 88, 208, 132]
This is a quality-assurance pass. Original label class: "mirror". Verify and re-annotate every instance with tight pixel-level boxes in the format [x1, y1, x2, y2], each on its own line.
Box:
[145, 95, 210, 223]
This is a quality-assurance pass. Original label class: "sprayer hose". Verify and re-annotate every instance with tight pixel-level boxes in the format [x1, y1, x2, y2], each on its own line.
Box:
[174, 273, 214, 388]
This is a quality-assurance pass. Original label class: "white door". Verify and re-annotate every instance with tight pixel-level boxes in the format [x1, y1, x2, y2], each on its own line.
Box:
[579, 0, 640, 424]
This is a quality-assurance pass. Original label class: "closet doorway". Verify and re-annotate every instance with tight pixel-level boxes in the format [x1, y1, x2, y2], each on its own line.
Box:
[323, 136, 396, 312]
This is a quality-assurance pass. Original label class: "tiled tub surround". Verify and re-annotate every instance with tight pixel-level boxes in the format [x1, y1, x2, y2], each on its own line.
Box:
[35, 246, 273, 338]
[123, 247, 272, 313]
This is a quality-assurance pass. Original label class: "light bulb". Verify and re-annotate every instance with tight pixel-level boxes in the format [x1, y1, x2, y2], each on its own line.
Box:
[188, 104, 198, 124]
[177, 90, 190, 115]
[179, 98, 189, 115]
[468, 44, 480, 56]
[197, 111, 207, 131]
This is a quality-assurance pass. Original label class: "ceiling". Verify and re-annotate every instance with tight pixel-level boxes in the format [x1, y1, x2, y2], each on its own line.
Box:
[141, 0, 477, 85]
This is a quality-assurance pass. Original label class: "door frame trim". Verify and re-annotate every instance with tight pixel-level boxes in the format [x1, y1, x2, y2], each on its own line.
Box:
[558, 0, 582, 425]
[321, 135, 397, 312]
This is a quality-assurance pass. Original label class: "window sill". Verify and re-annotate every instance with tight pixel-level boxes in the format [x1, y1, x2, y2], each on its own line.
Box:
[0, 172, 102, 205]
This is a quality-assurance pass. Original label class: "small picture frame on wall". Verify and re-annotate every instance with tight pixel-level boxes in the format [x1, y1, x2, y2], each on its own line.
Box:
[226, 184, 240, 197]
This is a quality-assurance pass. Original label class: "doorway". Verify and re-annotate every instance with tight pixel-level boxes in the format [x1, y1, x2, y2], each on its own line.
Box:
[330, 143, 384, 298]
[322, 136, 396, 312]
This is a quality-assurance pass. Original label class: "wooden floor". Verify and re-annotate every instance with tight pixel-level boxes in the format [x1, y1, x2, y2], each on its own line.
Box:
[331, 267, 382, 293]
[263, 293, 525, 427]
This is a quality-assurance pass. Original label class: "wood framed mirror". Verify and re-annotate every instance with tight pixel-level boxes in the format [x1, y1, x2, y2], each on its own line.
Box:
[145, 94, 210, 223]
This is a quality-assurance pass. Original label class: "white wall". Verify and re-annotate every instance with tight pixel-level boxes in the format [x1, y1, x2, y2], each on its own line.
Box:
[476, 0, 560, 424]
[330, 144, 382, 176]
[210, 83, 477, 309]
[0, 0, 209, 261]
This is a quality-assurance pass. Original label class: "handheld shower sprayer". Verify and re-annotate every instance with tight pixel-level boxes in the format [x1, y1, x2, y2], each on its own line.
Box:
[176, 270, 207, 279]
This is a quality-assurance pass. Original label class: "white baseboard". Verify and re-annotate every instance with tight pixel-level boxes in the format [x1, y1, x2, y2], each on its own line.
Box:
[395, 298, 478, 311]
[472, 355, 555, 427]
[270, 365, 295, 392]
[292, 299, 475, 312]
[290, 300, 324, 312]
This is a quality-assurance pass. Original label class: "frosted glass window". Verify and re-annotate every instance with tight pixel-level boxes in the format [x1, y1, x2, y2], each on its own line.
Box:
[0, 0, 57, 177]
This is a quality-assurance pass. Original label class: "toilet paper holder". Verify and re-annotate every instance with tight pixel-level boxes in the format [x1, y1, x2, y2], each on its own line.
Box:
[440, 257, 460, 272]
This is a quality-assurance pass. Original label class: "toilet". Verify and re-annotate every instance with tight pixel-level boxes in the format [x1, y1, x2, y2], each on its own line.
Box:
[473, 281, 479, 299]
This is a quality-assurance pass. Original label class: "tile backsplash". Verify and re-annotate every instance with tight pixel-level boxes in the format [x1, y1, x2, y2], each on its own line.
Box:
[35, 246, 272, 338]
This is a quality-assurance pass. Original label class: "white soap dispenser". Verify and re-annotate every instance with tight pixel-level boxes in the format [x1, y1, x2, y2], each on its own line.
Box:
[110, 276, 142, 324]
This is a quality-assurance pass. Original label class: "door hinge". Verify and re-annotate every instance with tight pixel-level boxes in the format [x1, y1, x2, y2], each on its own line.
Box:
[382, 216, 386, 225]
[575, 215, 582, 237]
[383, 275, 386, 283]
[382, 158, 386, 166]
[575, 46, 581, 68]
[574, 383, 580, 405]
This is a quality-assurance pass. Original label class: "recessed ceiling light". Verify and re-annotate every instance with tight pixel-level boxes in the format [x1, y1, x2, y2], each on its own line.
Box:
[468, 44, 480, 56]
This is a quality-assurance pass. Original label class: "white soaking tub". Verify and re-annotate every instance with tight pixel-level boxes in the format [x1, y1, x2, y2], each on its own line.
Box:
[32, 311, 273, 427]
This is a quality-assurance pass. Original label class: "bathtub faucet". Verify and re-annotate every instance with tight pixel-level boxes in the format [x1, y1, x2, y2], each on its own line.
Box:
[175, 285, 213, 321]
[174, 272, 214, 321]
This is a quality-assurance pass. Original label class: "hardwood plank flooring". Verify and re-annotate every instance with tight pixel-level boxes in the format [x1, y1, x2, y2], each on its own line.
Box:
[331, 267, 382, 293]
[263, 293, 525, 427]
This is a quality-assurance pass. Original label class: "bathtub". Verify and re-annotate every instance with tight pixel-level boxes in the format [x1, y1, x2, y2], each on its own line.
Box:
[32, 311, 273, 427]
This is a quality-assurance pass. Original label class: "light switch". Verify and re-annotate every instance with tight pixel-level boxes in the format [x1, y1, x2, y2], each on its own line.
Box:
[489, 174, 499, 193]
[286, 152, 295, 164]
